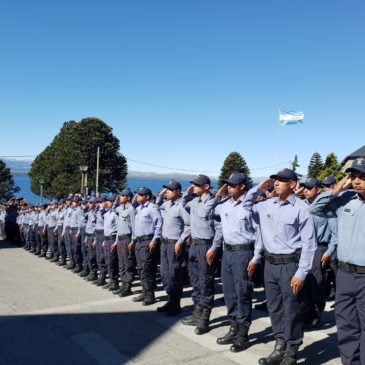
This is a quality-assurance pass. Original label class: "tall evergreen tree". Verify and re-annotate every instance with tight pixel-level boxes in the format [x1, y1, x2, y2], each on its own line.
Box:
[318, 152, 345, 181]
[307, 152, 323, 178]
[29, 118, 128, 198]
[218, 152, 253, 189]
[0, 159, 20, 200]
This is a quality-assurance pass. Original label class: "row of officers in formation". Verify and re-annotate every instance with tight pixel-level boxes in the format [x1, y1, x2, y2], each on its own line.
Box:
[1, 158, 365, 365]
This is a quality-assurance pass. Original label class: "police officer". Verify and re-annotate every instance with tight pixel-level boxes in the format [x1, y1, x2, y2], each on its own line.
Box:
[103, 194, 119, 291]
[56, 199, 68, 266]
[132, 187, 162, 306]
[84, 197, 98, 281]
[156, 180, 190, 316]
[114, 188, 136, 297]
[181, 174, 218, 335]
[321, 176, 336, 191]
[47, 200, 59, 262]
[298, 177, 337, 329]
[69, 197, 83, 273]
[246, 168, 317, 365]
[94, 196, 107, 286]
[62, 196, 74, 269]
[214, 172, 255, 352]
[36, 204, 47, 255]
[309, 158, 365, 365]
[78, 199, 89, 277]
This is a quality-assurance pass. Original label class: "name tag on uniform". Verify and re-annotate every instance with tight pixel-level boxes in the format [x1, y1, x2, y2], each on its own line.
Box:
[344, 208, 352, 213]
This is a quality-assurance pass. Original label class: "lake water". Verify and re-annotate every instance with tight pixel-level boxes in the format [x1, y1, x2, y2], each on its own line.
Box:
[13, 175, 217, 203]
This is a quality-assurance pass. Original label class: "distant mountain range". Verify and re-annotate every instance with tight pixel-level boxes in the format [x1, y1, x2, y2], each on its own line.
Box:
[2, 158, 266, 183]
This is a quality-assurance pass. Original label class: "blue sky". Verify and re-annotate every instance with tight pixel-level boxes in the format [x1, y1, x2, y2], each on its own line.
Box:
[1, 0, 364, 177]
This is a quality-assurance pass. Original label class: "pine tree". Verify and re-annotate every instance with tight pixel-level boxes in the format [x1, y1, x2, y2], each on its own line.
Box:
[318, 152, 345, 181]
[0, 159, 20, 200]
[307, 152, 323, 178]
[29, 118, 128, 198]
[218, 152, 253, 189]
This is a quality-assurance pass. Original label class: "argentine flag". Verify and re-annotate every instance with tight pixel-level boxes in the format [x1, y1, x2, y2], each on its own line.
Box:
[279, 110, 304, 126]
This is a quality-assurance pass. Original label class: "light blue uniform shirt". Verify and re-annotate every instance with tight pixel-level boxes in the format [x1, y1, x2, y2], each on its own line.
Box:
[304, 199, 338, 257]
[103, 208, 118, 237]
[213, 195, 256, 248]
[115, 203, 136, 240]
[95, 208, 105, 231]
[134, 201, 162, 242]
[244, 186, 317, 281]
[47, 209, 59, 228]
[61, 206, 73, 236]
[85, 208, 97, 235]
[77, 207, 87, 229]
[70, 207, 79, 229]
[182, 191, 218, 249]
[308, 189, 365, 266]
[157, 197, 190, 245]
[57, 208, 65, 227]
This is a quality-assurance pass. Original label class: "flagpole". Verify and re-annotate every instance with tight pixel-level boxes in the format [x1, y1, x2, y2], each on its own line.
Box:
[276, 107, 280, 167]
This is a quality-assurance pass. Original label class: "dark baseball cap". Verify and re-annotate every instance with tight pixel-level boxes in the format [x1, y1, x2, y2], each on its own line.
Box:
[50, 199, 58, 205]
[270, 168, 298, 181]
[190, 174, 211, 186]
[89, 197, 97, 203]
[65, 194, 74, 201]
[105, 194, 116, 202]
[136, 187, 152, 196]
[346, 158, 365, 174]
[321, 176, 336, 186]
[120, 188, 133, 197]
[73, 197, 82, 202]
[96, 196, 106, 203]
[58, 199, 65, 204]
[222, 172, 246, 185]
[300, 177, 321, 189]
[163, 181, 182, 190]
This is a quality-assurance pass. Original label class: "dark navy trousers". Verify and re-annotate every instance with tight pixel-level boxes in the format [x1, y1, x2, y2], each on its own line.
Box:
[95, 231, 106, 275]
[117, 235, 136, 286]
[104, 236, 119, 282]
[221, 249, 254, 327]
[264, 261, 304, 345]
[336, 269, 365, 365]
[188, 242, 216, 309]
[57, 226, 67, 258]
[160, 241, 183, 301]
[135, 238, 158, 292]
[85, 233, 97, 272]
[47, 227, 58, 256]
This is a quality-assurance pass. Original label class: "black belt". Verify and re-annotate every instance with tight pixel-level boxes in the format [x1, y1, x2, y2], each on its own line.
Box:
[86, 233, 94, 237]
[118, 234, 131, 241]
[137, 234, 154, 241]
[224, 243, 254, 251]
[70, 227, 78, 232]
[338, 260, 365, 274]
[95, 229, 104, 234]
[318, 242, 328, 247]
[192, 238, 212, 245]
[264, 250, 301, 265]
[104, 235, 116, 241]
[162, 237, 177, 245]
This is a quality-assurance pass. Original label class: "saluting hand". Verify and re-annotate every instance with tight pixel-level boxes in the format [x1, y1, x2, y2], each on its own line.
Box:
[291, 276, 304, 296]
[216, 184, 228, 198]
[247, 261, 257, 278]
[259, 178, 274, 191]
[334, 175, 352, 196]
[206, 248, 216, 266]
[187, 185, 195, 194]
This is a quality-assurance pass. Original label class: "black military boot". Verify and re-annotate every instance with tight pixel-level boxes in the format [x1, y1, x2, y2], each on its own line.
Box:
[109, 281, 119, 291]
[79, 267, 90, 278]
[120, 283, 133, 297]
[95, 273, 107, 286]
[280, 343, 300, 365]
[195, 307, 211, 335]
[230, 325, 250, 352]
[258, 337, 287, 365]
[157, 295, 172, 313]
[72, 265, 83, 274]
[181, 305, 203, 326]
[217, 318, 239, 345]
[39, 251, 47, 258]
[29, 247, 36, 253]
[50, 255, 59, 263]
[142, 291, 156, 306]
[58, 257, 67, 266]
[86, 271, 98, 282]
[66, 260, 76, 270]
[132, 290, 146, 302]
[166, 298, 181, 317]
[46, 253, 53, 260]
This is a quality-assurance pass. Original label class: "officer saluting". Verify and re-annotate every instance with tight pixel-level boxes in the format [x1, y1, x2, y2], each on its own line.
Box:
[214, 172, 255, 352]
[245, 168, 317, 365]
[309, 158, 365, 365]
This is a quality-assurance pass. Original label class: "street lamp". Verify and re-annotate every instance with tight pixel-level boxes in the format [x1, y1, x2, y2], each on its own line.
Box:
[39, 178, 45, 204]
[79, 165, 88, 196]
